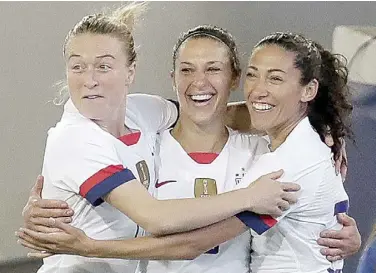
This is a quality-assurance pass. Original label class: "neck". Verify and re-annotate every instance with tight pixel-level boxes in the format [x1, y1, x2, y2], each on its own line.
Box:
[92, 105, 130, 138]
[171, 114, 229, 154]
[267, 113, 307, 151]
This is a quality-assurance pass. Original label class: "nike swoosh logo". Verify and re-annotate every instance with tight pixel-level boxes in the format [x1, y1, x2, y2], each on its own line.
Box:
[155, 180, 177, 188]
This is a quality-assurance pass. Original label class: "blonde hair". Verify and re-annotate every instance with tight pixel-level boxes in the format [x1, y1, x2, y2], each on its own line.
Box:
[63, 2, 147, 64]
[54, 2, 147, 105]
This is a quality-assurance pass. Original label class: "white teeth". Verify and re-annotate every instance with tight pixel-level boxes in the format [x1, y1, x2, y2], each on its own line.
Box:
[252, 102, 273, 111]
[191, 94, 213, 101]
[190, 94, 213, 101]
[85, 95, 100, 99]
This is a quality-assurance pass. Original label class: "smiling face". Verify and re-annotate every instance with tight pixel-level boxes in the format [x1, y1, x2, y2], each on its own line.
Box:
[173, 37, 236, 126]
[65, 33, 135, 121]
[244, 44, 317, 136]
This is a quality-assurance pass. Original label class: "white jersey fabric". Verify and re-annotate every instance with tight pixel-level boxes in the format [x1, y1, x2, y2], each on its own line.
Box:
[236, 117, 349, 273]
[143, 128, 269, 273]
[39, 94, 178, 273]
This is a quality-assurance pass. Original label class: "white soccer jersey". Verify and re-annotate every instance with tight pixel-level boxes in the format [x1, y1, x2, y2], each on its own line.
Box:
[39, 94, 178, 273]
[236, 117, 349, 273]
[143, 129, 269, 273]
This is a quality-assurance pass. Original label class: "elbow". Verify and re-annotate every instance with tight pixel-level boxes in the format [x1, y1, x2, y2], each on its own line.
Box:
[143, 220, 174, 236]
[144, 213, 188, 236]
[146, 226, 169, 237]
[135, 208, 175, 236]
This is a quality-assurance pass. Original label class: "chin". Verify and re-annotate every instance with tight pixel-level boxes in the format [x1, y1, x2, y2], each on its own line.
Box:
[191, 113, 214, 126]
[79, 109, 105, 121]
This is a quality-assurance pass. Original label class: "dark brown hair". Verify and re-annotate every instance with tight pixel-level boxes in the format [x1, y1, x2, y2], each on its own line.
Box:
[255, 32, 353, 159]
[172, 25, 241, 79]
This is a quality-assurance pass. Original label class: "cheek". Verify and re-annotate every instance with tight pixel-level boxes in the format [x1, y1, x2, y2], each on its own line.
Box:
[212, 76, 232, 96]
[67, 74, 82, 93]
[102, 74, 127, 94]
[275, 89, 302, 116]
[100, 72, 118, 85]
[282, 88, 302, 105]
[176, 78, 190, 99]
[243, 79, 255, 98]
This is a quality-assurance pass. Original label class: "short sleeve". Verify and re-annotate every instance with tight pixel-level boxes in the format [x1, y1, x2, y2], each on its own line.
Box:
[126, 94, 178, 132]
[235, 153, 327, 234]
[44, 125, 136, 206]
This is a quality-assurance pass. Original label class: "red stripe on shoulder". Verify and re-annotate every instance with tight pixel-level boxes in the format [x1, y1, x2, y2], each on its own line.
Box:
[260, 215, 278, 228]
[79, 164, 125, 197]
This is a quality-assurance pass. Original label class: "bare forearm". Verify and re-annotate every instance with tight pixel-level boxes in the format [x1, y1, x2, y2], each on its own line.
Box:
[145, 189, 249, 235]
[107, 180, 251, 236]
[89, 217, 247, 260]
[89, 236, 195, 260]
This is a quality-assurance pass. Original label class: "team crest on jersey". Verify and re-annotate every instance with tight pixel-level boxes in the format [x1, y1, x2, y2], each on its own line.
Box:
[194, 178, 217, 197]
[235, 167, 246, 185]
[136, 160, 150, 189]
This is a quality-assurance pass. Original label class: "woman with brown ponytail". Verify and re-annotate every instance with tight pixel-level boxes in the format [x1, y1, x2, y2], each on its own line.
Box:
[16, 4, 302, 273]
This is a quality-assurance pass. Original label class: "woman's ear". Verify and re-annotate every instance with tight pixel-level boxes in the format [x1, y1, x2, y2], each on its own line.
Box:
[170, 70, 177, 93]
[301, 78, 319, 102]
[126, 62, 136, 86]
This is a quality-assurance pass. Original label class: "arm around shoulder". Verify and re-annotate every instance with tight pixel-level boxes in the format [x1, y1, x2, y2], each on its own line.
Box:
[126, 93, 178, 132]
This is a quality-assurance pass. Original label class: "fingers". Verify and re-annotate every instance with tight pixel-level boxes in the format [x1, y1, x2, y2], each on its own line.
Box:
[281, 191, 298, 204]
[28, 203, 73, 219]
[24, 223, 62, 233]
[30, 175, 44, 198]
[27, 252, 53, 259]
[18, 238, 48, 252]
[16, 229, 55, 252]
[339, 139, 348, 181]
[337, 213, 355, 226]
[340, 163, 348, 183]
[319, 229, 344, 240]
[317, 237, 344, 248]
[272, 169, 284, 179]
[270, 210, 283, 218]
[32, 199, 70, 210]
[342, 143, 348, 165]
[277, 200, 290, 211]
[326, 255, 343, 262]
[50, 218, 75, 234]
[319, 246, 343, 257]
[281, 182, 301, 192]
[320, 215, 356, 238]
[340, 138, 346, 150]
[270, 209, 283, 218]
[334, 157, 342, 176]
[26, 215, 72, 232]
[324, 134, 334, 147]
[265, 169, 284, 180]
[18, 228, 57, 244]
[264, 170, 283, 179]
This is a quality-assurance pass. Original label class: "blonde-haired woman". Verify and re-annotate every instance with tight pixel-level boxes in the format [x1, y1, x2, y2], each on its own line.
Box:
[27, 3, 299, 273]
